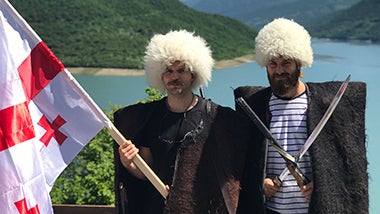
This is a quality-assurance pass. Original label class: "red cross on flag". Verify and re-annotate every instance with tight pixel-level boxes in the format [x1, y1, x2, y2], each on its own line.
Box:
[0, 1, 110, 213]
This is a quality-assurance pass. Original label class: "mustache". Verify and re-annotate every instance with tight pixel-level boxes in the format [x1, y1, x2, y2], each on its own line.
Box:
[274, 73, 290, 77]
[168, 79, 184, 86]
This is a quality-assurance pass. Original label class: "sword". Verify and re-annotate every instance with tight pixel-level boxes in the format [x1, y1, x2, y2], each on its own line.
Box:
[236, 97, 307, 185]
[274, 74, 351, 187]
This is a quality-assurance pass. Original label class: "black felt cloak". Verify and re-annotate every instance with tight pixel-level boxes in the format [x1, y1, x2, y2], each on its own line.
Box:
[113, 98, 251, 213]
[234, 81, 368, 214]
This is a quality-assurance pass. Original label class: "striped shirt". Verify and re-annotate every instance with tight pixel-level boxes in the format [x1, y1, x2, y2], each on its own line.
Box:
[265, 92, 313, 214]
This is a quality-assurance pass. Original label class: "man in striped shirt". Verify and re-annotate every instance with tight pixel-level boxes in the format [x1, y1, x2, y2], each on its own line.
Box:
[235, 18, 315, 213]
[235, 18, 368, 214]
[257, 19, 314, 213]
[264, 56, 313, 213]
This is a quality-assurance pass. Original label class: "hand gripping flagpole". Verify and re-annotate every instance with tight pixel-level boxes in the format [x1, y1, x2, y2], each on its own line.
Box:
[64, 68, 169, 199]
[0, 0, 168, 199]
[107, 122, 169, 199]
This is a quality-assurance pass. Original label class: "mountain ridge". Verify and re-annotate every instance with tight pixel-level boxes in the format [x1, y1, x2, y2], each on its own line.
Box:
[181, 0, 380, 43]
[180, 0, 361, 29]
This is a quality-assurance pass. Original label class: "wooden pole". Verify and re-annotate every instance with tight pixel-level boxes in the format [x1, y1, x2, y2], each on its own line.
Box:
[108, 123, 168, 199]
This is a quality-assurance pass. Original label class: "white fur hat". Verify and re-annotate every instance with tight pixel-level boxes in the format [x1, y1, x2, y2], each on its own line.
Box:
[144, 30, 214, 92]
[255, 18, 313, 67]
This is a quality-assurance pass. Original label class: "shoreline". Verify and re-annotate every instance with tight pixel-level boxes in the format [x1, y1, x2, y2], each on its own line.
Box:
[68, 54, 255, 76]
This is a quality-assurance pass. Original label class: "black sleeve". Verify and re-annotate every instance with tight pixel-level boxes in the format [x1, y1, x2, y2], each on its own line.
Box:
[113, 101, 160, 214]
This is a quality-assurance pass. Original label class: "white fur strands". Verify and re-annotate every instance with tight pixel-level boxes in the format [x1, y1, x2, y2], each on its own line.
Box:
[255, 18, 313, 67]
[144, 30, 214, 92]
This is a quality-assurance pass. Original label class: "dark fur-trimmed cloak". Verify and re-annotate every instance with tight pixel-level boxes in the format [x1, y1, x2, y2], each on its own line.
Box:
[234, 81, 368, 214]
[113, 98, 251, 213]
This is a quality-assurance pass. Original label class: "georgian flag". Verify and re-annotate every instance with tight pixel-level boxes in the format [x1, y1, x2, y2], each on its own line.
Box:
[0, 1, 110, 213]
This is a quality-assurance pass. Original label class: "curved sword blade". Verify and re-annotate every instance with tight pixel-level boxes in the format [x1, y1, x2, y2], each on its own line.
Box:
[236, 97, 296, 164]
[278, 74, 351, 182]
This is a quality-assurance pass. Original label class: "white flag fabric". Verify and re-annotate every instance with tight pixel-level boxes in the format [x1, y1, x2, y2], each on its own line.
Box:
[0, 1, 110, 213]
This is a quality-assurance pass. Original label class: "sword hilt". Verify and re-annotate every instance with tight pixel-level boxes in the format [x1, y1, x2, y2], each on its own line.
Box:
[273, 177, 283, 187]
[273, 163, 310, 188]
[289, 163, 310, 187]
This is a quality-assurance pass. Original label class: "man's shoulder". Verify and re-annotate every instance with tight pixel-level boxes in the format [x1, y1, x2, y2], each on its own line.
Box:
[307, 81, 366, 91]
[115, 99, 163, 115]
[113, 99, 164, 125]
[113, 98, 165, 139]
[202, 98, 249, 125]
[306, 81, 366, 101]
[200, 98, 234, 115]
[234, 85, 271, 101]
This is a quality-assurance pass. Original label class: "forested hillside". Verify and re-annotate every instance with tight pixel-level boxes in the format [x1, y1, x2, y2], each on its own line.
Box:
[180, 0, 360, 29]
[9, 0, 257, 68]
[181, 0, 380, 43]
[309, 0, 380, 43]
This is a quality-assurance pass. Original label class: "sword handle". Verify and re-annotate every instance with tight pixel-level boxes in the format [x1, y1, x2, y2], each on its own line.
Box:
[288, 164, 310, 188]
[273, 177, 283, 187]
[273, 164, 310, 188]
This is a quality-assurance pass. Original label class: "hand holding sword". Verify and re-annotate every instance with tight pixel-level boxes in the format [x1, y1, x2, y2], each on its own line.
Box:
[236, 75, 350, 190]
[235, 97, 311, 188]
[274, 75, 350, 187]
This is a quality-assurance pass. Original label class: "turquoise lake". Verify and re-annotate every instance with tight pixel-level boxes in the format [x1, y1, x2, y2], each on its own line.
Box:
[75, 39, 380, 213]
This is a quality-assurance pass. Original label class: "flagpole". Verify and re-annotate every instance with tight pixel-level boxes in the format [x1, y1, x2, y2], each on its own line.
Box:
[107, 123, 169, 198]
[1, 0, 168, 199]
[63, 70, 169, 199]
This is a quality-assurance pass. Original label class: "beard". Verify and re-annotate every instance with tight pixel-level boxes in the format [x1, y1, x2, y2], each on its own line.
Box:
[268, 68, 300, 97]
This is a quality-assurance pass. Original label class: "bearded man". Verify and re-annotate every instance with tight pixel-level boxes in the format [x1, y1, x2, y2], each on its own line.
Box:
[235, 18, 368, 214]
